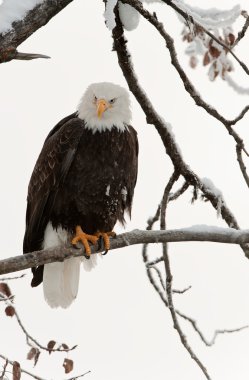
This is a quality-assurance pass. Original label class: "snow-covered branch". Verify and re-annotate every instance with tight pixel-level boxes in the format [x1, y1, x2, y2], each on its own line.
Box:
[0, 0, 74, 63]
[111, 7, 249, 259]
[1, 227, 249, 276]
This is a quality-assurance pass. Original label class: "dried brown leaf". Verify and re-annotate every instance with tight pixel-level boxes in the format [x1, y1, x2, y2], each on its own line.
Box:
[12, 361, 21, 380]
[61, 343, 69, 350]
[27, 347, 37, 360]
[47, 340, 56, 354]
[228, 33, 235, 46]
[209, 45, 221, 58]
[63, 358, 74, 374]
[5, 305, 15, 317]
[34, 350, 40, 367]
[0, 282, 12, 297]
[203, 51, 211, 66]
[27, 347, 40, 366]
[182, 31, 193, 43]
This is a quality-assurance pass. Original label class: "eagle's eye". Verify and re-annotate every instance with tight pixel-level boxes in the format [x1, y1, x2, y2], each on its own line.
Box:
[109, 98, 116, 104]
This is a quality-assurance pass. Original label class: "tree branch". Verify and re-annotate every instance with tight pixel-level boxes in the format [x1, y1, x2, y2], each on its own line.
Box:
[0, 354, 45, 380]
[0, 354, 90, 380]
[0, 0, 74, 63]
[176, 310, 249, 347]
[1, 227, 249, 276]
[234, 11, 249, 47]
[111, 7, 249, 257]
[160, 0, 249, 76]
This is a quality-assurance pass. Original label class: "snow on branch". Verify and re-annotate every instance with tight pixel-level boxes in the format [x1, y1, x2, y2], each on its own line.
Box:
[173, 1, 241, 30]
[1, 227, 249, 276]
[0, 0, 74, 63]
[104, 0, 140, 31]
[225, 74, 249, 95]
[0, 0, 44, 34]
[201, 178, 224, 217]
[104, 0, 118, 30]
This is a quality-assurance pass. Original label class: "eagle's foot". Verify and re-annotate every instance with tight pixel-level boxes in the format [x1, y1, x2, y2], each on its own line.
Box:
[94, 231, 116, 255]
[71, 226, 98, 258]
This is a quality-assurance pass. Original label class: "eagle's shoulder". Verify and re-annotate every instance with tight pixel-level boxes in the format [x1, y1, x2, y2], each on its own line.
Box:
[27, 114, 84, 201]
[44, 112, 79, 142]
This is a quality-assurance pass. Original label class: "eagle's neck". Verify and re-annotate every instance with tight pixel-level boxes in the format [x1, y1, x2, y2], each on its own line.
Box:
[84, 122, 128, 134]
[77, 112, 127, 134]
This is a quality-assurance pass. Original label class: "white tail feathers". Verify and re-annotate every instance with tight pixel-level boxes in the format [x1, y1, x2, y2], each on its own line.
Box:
[43, 258, 81, 308]
[42, 222, 99, 309]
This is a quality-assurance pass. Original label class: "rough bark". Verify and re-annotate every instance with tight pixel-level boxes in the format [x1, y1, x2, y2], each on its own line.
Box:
[0, 0, 74, 63]
[1, 228, 249, 276]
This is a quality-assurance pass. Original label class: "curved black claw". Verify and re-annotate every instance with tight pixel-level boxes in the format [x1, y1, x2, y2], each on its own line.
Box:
[102, 250, 109, 256]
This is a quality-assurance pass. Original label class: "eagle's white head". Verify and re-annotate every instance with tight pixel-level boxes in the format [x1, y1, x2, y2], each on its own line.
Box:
[77, 82, 132, 133]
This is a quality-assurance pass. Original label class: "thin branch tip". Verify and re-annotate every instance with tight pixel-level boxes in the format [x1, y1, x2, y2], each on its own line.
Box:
[15, 52, 51, 60]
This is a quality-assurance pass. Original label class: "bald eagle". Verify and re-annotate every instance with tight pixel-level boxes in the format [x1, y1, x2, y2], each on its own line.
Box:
[23, 82, 138, 308]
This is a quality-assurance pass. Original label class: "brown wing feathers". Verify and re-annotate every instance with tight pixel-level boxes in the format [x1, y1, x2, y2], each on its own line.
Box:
[23, 116, 85, 286]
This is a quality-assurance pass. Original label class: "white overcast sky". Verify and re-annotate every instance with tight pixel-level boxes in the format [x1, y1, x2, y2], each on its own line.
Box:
[1, 1, 249, 379]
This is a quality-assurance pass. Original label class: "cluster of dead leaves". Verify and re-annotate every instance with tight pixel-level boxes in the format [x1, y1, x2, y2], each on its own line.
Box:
[0, 282, 75, 377]
[182, 24, 235, 80]
[0, 282, 15, 317]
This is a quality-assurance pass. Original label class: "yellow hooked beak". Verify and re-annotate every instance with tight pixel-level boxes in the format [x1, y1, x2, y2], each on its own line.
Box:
[97, 99, 111, 119]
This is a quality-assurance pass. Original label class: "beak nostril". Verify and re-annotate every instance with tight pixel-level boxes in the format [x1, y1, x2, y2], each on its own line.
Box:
[97, 99, 108, 119]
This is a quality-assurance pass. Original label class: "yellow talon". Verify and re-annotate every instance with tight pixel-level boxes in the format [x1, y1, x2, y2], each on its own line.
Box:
[94, 231, 116, 253]
[71, 226, 99, 257]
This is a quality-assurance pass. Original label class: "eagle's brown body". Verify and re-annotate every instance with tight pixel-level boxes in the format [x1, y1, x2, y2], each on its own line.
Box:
[23, 112, 138, 287]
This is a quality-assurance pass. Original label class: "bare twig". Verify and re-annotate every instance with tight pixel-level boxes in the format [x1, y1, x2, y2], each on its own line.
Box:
[146, 256, 164, 266]
[144, 257, 248, 348]
[14, 304, 77, 353]
[65, 370, 91, 380]
[142, 204, 244, 353]
[0, 354, 90, 380]
[176, 310, 249, 346]
[150, 265, 165, 290]
[232, 11, 249, 47]
[0, 293, 14, 302]
[159, 173, 211, 379]
[146, 204, 161, 230]
[173, 285, 192, 294]
[15, 52, 50, 61]
[164, 246, 211, 378]
[169, 181, 189, 201]
[145, 265, 168, 307]
[0, 274, 26, 281]
[236, 145, 249, 188]
[0, 354, 45, 380]
[0, 358, 8, 380]
[160, 171, 179, 230]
